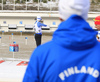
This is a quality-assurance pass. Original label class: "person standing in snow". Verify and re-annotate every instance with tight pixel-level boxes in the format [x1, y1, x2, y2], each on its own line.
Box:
[23, 0, 100, 82]
[34, 16, 47, 47]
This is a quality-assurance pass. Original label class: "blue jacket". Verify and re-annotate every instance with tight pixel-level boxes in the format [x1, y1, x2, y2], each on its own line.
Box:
[23, 15, 100, 82]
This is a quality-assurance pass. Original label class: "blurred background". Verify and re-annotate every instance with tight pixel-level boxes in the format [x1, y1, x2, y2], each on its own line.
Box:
[0, 0, 100, 59]
[0, 0, 99, 11]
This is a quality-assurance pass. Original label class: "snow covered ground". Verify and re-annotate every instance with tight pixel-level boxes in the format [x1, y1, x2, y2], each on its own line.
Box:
[0, 60, 28, 82]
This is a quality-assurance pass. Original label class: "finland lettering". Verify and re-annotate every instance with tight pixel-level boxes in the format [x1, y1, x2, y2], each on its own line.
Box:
[59, 66, 99, 80]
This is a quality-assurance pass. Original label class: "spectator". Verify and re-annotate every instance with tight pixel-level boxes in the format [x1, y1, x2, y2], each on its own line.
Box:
[23, 0, 100, 82]
[34, 16, 47, 47]
[94, 16, 100, 41]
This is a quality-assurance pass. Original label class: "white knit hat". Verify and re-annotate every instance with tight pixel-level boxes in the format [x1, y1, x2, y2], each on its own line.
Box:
[59, 0, 90, 20]
[37, 16, 42, 21]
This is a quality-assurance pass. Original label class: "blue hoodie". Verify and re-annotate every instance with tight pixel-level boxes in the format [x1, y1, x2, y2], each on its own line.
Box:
[23, 15, 100, 82]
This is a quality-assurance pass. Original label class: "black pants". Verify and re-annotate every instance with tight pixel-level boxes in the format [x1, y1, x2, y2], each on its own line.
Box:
[35, 34, 42, 47]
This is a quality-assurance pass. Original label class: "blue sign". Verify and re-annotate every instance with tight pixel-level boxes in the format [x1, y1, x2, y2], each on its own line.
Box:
[0, 37, 1, 39]
[20, 21, 23, 24]
[2, 31, 4, 33]
[14, 45, 19, 52]
[9, 44, 19, 52]
[3, 21, 6, 24]
[9, 46, 14, 52]
[53, 22, 56, 25]
[25, 37, 28, 39]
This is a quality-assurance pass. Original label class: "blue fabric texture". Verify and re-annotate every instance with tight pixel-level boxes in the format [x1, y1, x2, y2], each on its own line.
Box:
[23, 15, 100, 82]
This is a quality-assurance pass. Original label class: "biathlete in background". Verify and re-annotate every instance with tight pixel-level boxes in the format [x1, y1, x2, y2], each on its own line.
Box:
[34, 16, 47, 47]
[94, 16, 100, 41]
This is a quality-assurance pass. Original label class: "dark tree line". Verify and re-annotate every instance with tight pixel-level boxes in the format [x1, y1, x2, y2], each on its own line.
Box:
[0, 0, 51, 3]
[91, 0, 100, 3]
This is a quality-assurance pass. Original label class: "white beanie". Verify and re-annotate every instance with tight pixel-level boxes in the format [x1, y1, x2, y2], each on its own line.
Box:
[37, 16, 42, 21]
[59, 0, 90, 20]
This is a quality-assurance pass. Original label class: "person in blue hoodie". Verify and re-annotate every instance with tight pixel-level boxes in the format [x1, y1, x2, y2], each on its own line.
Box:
[23, 0, 100, 82]
[34, 16, 47, 47]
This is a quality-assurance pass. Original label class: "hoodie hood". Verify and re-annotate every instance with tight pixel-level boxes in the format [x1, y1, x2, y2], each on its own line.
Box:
[52, 15, 97, 50]
[59, 0, 90, 20]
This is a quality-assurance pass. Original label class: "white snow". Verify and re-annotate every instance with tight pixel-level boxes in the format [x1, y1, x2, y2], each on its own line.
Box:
[0, 60, 27, 82]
